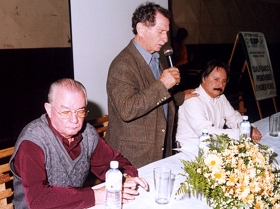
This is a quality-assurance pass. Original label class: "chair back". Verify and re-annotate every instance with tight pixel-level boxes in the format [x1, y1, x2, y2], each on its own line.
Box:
[0, 147, 14, 208]
[85, 115, 109, 186]
[227, 92, 247, 115]
[87, 115, 109, 139]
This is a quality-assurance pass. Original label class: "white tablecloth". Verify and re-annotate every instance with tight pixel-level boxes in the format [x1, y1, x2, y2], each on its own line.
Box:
[253, 112, 280, 162]
[90, 113, 280, 209]
[90, 152, 210, 209]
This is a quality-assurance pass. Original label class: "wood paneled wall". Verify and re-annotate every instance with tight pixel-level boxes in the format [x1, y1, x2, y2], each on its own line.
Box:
[0, 0, 70, 49]
[171, 0, 280, 44]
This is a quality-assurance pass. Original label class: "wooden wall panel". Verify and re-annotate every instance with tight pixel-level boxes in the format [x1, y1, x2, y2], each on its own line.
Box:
[171, 0, 280, 44]
[0, 0, 70, 49]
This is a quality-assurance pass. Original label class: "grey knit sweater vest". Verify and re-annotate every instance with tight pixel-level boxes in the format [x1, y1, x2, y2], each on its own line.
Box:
[9, 114, 99, 208]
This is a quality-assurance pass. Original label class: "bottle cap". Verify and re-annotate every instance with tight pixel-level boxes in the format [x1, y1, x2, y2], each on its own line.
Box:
[110, 161, 119, 169]
[202, 128, 209, 134]
[242, 115, 248, 120]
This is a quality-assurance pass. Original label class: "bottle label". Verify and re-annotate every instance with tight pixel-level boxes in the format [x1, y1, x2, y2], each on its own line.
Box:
[106, 171, 122, 191]
[106, 178, 122, 190]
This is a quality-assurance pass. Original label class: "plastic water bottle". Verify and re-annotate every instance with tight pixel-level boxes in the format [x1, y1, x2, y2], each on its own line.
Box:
[105, 161, 122, 209]
[199, 129, 210, 156]
[239, 115, 251, 140]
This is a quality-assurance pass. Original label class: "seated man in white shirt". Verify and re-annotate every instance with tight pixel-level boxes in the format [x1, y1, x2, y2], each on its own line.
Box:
[176, 60, 262, 152]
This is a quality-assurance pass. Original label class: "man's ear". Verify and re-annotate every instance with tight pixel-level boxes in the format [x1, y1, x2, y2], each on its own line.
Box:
[136, 22, 145, 37]
[202, 77, 205, 84]
[44, 103, 51, 118]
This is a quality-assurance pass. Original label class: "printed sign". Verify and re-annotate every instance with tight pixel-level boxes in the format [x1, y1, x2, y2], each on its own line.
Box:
[240, 32, 277, 100]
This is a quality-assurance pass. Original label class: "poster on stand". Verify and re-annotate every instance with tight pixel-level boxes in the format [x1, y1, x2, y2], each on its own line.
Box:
[240, 32, 277, 101]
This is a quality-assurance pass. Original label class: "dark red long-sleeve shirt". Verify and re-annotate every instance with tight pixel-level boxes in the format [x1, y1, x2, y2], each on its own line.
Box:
[13, 118, 138, 209]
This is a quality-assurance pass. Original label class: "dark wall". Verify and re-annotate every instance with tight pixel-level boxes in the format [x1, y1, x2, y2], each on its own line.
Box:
[0, 48, 74, 148]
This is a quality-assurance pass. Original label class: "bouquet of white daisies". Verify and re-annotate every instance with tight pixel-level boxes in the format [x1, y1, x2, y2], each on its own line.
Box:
[176, 134, 280, 209]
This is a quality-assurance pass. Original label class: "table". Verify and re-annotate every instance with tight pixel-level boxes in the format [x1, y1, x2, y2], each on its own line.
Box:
[90, 113, 280, 209]
[253, 112, 280, 162]
[90, 152, 210, 209]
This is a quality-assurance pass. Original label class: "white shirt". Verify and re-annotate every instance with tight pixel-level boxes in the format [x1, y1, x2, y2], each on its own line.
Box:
[176, 85, 243, 151]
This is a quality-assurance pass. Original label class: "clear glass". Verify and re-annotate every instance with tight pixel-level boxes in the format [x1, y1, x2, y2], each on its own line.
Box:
[153, 167, 171, 204]
[269, 114, 279, 137]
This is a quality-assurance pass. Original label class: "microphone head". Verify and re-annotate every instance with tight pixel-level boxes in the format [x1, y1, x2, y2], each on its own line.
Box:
[163, 46, 173, 56]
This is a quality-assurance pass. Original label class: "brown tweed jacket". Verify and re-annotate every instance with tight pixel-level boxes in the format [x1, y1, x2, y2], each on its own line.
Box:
[106, 40, 184, 168]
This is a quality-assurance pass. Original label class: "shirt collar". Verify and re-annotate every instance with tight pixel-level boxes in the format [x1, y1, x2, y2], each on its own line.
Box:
[132, 39, 152, 65]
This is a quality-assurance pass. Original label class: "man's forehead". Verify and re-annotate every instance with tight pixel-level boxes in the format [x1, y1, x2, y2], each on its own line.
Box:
[154, 13, 169, 27]
[204, 68, 227, 82]
[54, 88, 86, 102]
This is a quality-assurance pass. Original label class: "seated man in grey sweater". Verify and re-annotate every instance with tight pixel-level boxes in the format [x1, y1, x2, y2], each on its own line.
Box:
[9, 78, 148, 209]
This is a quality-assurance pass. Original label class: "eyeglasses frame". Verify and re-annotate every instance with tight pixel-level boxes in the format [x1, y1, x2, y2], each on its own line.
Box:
[51, 105, 89, 119]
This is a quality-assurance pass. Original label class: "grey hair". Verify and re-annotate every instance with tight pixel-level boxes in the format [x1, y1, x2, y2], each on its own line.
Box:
[48, 78, 87, 105]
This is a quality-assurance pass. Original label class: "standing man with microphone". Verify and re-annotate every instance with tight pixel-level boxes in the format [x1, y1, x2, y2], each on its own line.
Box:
[106, 2, 198, 168]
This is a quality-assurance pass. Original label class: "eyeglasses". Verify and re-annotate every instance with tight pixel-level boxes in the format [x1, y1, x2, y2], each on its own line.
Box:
[51, 105, 89, 119]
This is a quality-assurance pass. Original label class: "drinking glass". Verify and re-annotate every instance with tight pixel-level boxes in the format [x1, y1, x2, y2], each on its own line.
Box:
[269, 114, 279, 137]
[153, 167, 171, 204]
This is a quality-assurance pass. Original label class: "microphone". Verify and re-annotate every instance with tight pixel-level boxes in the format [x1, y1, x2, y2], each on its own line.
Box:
[163, 46, 179, 85]
[163, 46, 174, 67]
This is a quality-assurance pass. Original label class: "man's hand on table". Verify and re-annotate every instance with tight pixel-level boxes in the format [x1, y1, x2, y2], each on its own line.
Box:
[251, 127, 262, 142]
[93, 186, 106, 205]
[122, 175, 149, 203]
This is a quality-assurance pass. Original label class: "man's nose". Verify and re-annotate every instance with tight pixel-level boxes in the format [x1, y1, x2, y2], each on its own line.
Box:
[217, 80, 225, 88]
[162, 33, 168, 43]
[69, 112, 79, 123]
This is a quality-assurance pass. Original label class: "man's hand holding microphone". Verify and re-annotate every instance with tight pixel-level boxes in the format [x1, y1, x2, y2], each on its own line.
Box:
[159, 46, 180, 89]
